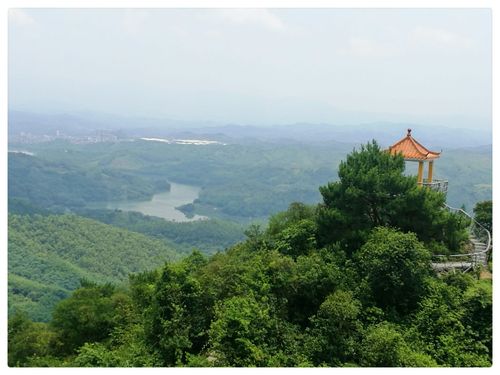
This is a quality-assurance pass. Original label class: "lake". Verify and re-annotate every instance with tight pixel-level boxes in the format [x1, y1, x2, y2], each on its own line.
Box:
[97, 182, 207, 222]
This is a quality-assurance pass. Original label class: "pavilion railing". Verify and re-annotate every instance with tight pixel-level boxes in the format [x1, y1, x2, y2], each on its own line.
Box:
[418, 178, 448, 194]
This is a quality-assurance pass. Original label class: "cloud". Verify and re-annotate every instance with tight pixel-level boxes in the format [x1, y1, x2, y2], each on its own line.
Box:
[9, 9, 35, 27]
[337, 37, 395, 58]
[210, 9, 286, 32]
[412, 26, 473, 48]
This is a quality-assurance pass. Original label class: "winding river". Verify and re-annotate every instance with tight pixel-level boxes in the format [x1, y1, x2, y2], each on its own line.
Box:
[98, 182, 207, 222]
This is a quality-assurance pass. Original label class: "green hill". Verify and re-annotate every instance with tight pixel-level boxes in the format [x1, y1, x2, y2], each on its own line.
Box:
[8, 152, 170, 210]
[8, 213, 182, 321]
[75, 208, 246, 255]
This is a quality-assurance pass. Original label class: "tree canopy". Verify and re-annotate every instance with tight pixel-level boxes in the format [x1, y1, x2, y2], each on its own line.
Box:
[317, 140, 468, 255]
[473, 200, 492, 233]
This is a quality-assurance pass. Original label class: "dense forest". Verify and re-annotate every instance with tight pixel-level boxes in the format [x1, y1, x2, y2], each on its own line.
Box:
[9, 152, 171, 209]
[8, 201, 246, 322]
[8, 141, 492, 367]
[74, 208, 246, 255]
[8, 214, 183, 321]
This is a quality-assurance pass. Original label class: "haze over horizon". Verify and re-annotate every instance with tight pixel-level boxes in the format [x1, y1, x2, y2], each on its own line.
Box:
[9, 8, 492, 130]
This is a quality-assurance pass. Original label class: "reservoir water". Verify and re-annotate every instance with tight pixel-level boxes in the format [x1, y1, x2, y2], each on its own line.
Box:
[98, 182, 207, 222]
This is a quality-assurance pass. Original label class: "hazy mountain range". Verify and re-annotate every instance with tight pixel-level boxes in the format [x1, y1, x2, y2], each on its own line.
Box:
[9, 110, 491, 149]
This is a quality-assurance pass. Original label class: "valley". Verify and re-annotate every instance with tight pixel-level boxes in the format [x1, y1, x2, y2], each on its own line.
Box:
[88, 182, 207, 222]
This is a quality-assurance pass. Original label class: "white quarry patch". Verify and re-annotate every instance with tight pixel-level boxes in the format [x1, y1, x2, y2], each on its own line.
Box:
[9, 150, 35, 156]
[140, 137, 172, 143]
[175, 139, 226, 145]
[140, 137, 226, 145]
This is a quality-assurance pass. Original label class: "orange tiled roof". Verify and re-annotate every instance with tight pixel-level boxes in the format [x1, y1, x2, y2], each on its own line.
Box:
[388, 129, 441, 161]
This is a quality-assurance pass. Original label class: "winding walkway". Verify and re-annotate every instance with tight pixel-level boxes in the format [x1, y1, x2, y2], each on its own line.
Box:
[431, 205, 492, 273]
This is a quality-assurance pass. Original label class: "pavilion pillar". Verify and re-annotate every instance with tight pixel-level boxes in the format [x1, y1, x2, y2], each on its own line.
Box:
[427, 160, 434, 183]
[417, 161, 424, 185]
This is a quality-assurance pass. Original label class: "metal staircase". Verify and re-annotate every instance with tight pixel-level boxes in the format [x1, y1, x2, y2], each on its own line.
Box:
[431, 204, 492, 273]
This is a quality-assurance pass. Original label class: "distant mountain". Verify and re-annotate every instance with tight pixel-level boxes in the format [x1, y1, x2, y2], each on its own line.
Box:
[9, 110, 491, 148]
[8, 213, 182, 322]
[182, 122, 491, 149]
[8, 110, 216, 138]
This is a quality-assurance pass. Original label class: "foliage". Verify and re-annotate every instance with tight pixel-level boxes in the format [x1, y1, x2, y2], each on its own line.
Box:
[76, 208, 246, 255]
[317, 141, 469, 254]
[359, 322, 438, 367]
[408, 278, 491, 366]
[50, 281, 119, 354]
[8, 152, 169, 209]
[9, 197, 51, 216]
[461, 280, 493, 360]
[146, 252, 209, 365]
[306, 290, 362, 366]
[8, 225, 491, 367]
[267, 202, 317, 236]
[8, 312, 55, 367]
[473, 200, 492, 233]
[355, 227, 432, 316]
[8, 213, 180, 321]
[274, 219, 317, 258]
[285, 248, 347, 326]
[208, 295, 274, 366]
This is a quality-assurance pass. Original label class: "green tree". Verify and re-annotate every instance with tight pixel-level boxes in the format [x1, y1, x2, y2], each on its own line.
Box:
[473, 200, 492, 233]
[317, 141, 415, 252]
[50, 281, 117, 355]
[306, 290, 362, 366]
[461, 280, 492, 362]
[267, 202, 317, 237]
[8, 312, 55, 366]
[128, 269, 160, 311]
[286, 247, 346, 326]
[409, 278, 490, 366]
[355, 227, 432, 316]
[317, 141, 466, 254]
[274, 219, 317, 258]
[208, 295, 274, 366]
[146, 251, 209, 366]
[359, 322, 437, 367]
[72, 343, 117, 367]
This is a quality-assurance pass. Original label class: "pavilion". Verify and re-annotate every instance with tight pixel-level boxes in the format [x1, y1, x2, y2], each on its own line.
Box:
[388, 129, 448, 194]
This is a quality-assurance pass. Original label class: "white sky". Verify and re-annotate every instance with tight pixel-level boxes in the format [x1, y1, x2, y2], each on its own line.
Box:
[8, 8, 492, 127]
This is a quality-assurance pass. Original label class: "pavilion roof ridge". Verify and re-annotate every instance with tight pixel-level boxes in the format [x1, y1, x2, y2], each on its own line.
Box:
[388, 129, 441, 161]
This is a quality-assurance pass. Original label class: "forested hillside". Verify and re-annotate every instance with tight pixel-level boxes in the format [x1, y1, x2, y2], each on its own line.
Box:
[75, 208, 246, 255]
[8, 198, 246, 256]
[8, 142, 492, 367]
[8, 152, 171, 209]
[10, 140, 348, 219]
[8, 214, 182, 321]
[9, 138, 490, 220]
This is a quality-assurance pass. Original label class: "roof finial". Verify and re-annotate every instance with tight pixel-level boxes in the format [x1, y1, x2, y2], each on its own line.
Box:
[407, 128, 412, 137]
